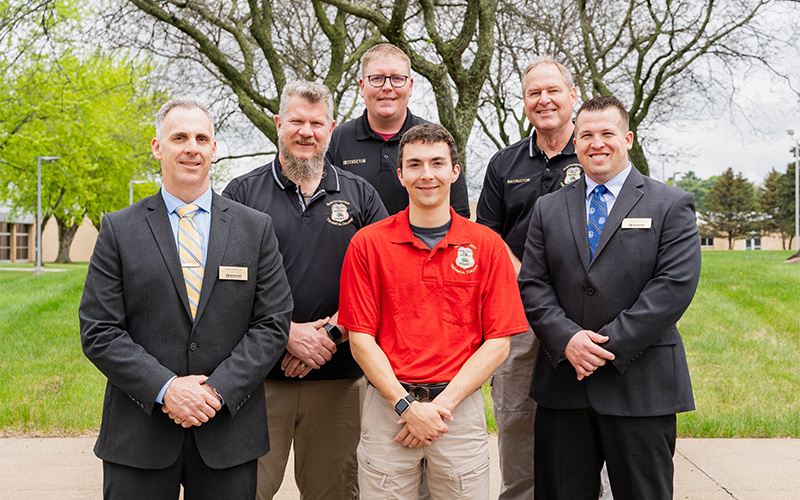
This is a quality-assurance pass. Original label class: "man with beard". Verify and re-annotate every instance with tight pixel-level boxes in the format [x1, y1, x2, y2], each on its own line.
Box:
[327, 43, 470, 217]
[223, 81, 388, 500]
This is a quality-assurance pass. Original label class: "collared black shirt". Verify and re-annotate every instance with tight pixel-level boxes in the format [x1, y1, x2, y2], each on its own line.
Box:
[327, 109, 471, 218]
[476, 131, 582, 259]
[222, 158, 388, 381]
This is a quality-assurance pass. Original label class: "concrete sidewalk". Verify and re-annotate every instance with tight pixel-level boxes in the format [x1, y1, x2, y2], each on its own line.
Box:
[1, 436, 797, 499]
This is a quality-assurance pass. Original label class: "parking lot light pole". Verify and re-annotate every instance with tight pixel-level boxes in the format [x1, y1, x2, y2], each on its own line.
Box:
[129, 179, 148, 206]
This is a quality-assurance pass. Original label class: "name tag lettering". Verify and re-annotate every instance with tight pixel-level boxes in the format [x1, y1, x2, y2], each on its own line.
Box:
[219, 266, 248, 281]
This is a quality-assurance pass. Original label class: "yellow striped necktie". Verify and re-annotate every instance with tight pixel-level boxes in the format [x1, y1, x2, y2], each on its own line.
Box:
[177, 204, 204, 320]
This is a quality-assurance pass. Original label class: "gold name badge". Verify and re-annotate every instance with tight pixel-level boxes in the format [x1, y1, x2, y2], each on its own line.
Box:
[219, 266, 248, 281]
[621, 218, 652, 229]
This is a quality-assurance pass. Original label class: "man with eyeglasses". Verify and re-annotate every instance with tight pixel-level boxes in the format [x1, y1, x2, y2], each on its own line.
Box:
[327, 43, 470, 217]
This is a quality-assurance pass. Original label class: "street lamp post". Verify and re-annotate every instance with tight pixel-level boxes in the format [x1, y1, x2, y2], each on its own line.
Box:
[33, 156, 61, 275]
[788, 130, 799, 252]
[129, 179, 148, 206]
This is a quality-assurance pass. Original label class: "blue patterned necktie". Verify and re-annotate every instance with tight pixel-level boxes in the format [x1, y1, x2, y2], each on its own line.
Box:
[588, 185, 608, 260]
[177, 204, 204, 319]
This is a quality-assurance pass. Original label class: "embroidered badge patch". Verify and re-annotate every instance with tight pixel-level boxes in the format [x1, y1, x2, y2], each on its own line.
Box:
[564, 165, 582, 184]
[450, 245, 478, 274]
[327, 200, 353, 226]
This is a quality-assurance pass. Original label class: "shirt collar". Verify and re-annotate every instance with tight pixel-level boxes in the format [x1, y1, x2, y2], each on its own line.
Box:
[270, 156, 340, 193]
[390, 206, 471, 247]
[355, 108, 417, 141]
[585, 163, 633, 200]
[528, 128, 577, 158]
[161, 186, 213, 215]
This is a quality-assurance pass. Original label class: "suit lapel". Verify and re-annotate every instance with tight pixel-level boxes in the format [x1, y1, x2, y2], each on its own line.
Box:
[566, 178, 591, 271]
[593, 167, 645, 260]
[193, 192, 231, 326]
[145, 195, 193, 318]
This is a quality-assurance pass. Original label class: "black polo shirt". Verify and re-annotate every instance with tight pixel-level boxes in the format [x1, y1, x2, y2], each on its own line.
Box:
[476, 131, 582, 259]
[222, 158, 388, 381]
[327, 109, 471, 218]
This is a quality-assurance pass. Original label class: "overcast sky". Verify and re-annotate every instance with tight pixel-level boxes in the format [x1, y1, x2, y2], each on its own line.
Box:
[650, 67, 799, 186]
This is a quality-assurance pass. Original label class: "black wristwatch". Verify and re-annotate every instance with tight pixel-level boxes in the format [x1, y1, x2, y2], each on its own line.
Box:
[323, 322, 343, 345]
[394, 394, 416, 416]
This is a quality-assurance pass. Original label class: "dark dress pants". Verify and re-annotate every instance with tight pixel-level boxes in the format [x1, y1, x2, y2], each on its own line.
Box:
[534, 405, 676, 500]
[103, 428, 258, 500]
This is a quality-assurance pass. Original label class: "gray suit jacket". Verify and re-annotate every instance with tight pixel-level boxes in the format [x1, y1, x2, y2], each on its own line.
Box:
[80, 191, 292, 469]
[519, 167, 701, 417]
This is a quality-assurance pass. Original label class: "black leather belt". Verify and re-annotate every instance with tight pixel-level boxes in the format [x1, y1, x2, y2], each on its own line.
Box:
[399, 381, 449, 402]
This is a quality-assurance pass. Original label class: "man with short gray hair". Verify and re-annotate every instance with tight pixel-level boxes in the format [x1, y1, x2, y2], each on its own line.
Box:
[80, 96, 293, 499]
[223, 80, 387, 500]
[476, 55, 584, 500]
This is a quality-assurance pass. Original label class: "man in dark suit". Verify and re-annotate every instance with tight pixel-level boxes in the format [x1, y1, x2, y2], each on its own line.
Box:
[80, 96, 293, 500]
[518, 95, 701, 500]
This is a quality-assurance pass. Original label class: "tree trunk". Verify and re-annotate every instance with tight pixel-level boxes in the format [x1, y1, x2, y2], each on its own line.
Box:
[54, 216, 79, 263]
[785, 250, 800, 263]
[629, 131, 649, 177]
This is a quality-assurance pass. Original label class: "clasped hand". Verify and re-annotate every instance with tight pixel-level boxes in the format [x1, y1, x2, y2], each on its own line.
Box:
[282, 318, 337, 378]
[162, 375, 222, 427]
[564, 330, 615, 381]
[394, 401, 453, 448]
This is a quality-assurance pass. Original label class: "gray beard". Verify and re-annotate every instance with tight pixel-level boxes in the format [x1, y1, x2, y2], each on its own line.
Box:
[279, 136, 327, 184]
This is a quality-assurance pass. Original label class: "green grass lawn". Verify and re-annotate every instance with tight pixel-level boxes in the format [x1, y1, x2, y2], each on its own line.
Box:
[677, 250, 800, 437]
[2, 251, 800, 437]
[0, 265, 104, 435]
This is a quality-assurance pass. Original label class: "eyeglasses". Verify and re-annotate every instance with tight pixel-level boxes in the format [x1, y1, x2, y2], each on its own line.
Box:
[366, 74, 410, 88]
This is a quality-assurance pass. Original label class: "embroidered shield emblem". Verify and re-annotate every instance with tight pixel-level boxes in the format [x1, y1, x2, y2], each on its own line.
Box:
[564, 166, 582, 184]
[455, 246, 475, 270]
[331, 203, 349, 223]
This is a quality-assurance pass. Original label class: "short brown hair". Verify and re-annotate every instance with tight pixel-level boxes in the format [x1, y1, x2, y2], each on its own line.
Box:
[575, 95, 630, 132]
[361, 43, 411, 76]
[398, 123, 459, 170]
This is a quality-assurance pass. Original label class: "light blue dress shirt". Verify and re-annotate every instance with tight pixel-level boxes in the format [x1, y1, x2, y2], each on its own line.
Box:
[584, 163, 632, 222]
[156, 186, 213, 405]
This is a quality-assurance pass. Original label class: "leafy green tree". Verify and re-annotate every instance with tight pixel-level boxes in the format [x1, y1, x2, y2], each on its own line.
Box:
[703, 168, 758, 250]
[0, 51, 160, 262]
[677, 171, 714, 213]
[760, 168, 782, 245]
[777, 162, 797, 250]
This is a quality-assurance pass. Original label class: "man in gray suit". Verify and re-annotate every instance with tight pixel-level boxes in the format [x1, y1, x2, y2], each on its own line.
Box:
[518, 95, 701, 500]
[80, 97, 293, 499]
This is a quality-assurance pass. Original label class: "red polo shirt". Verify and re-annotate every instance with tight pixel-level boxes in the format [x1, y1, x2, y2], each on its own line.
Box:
[339, 207, 528, 383]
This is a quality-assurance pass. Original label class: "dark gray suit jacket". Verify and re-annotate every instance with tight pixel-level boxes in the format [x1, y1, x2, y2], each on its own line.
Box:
[80, 191, 292, 469]
[519, 167, 701, 417]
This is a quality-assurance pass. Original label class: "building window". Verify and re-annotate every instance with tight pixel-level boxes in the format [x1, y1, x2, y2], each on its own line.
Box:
[0, 223, 10, 261]
[699, 237, 714, 247]
[744, 237, 762, 251]
[15, 223, 30, 261]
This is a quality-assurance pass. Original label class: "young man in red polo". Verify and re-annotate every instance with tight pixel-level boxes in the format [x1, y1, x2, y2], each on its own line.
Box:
[339, 123, 528, 499]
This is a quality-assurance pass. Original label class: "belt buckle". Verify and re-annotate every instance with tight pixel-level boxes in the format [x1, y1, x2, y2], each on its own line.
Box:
[410, 385, 430, 402]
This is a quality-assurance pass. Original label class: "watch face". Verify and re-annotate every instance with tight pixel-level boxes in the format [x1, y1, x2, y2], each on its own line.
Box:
[394, 396, 411, 416]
